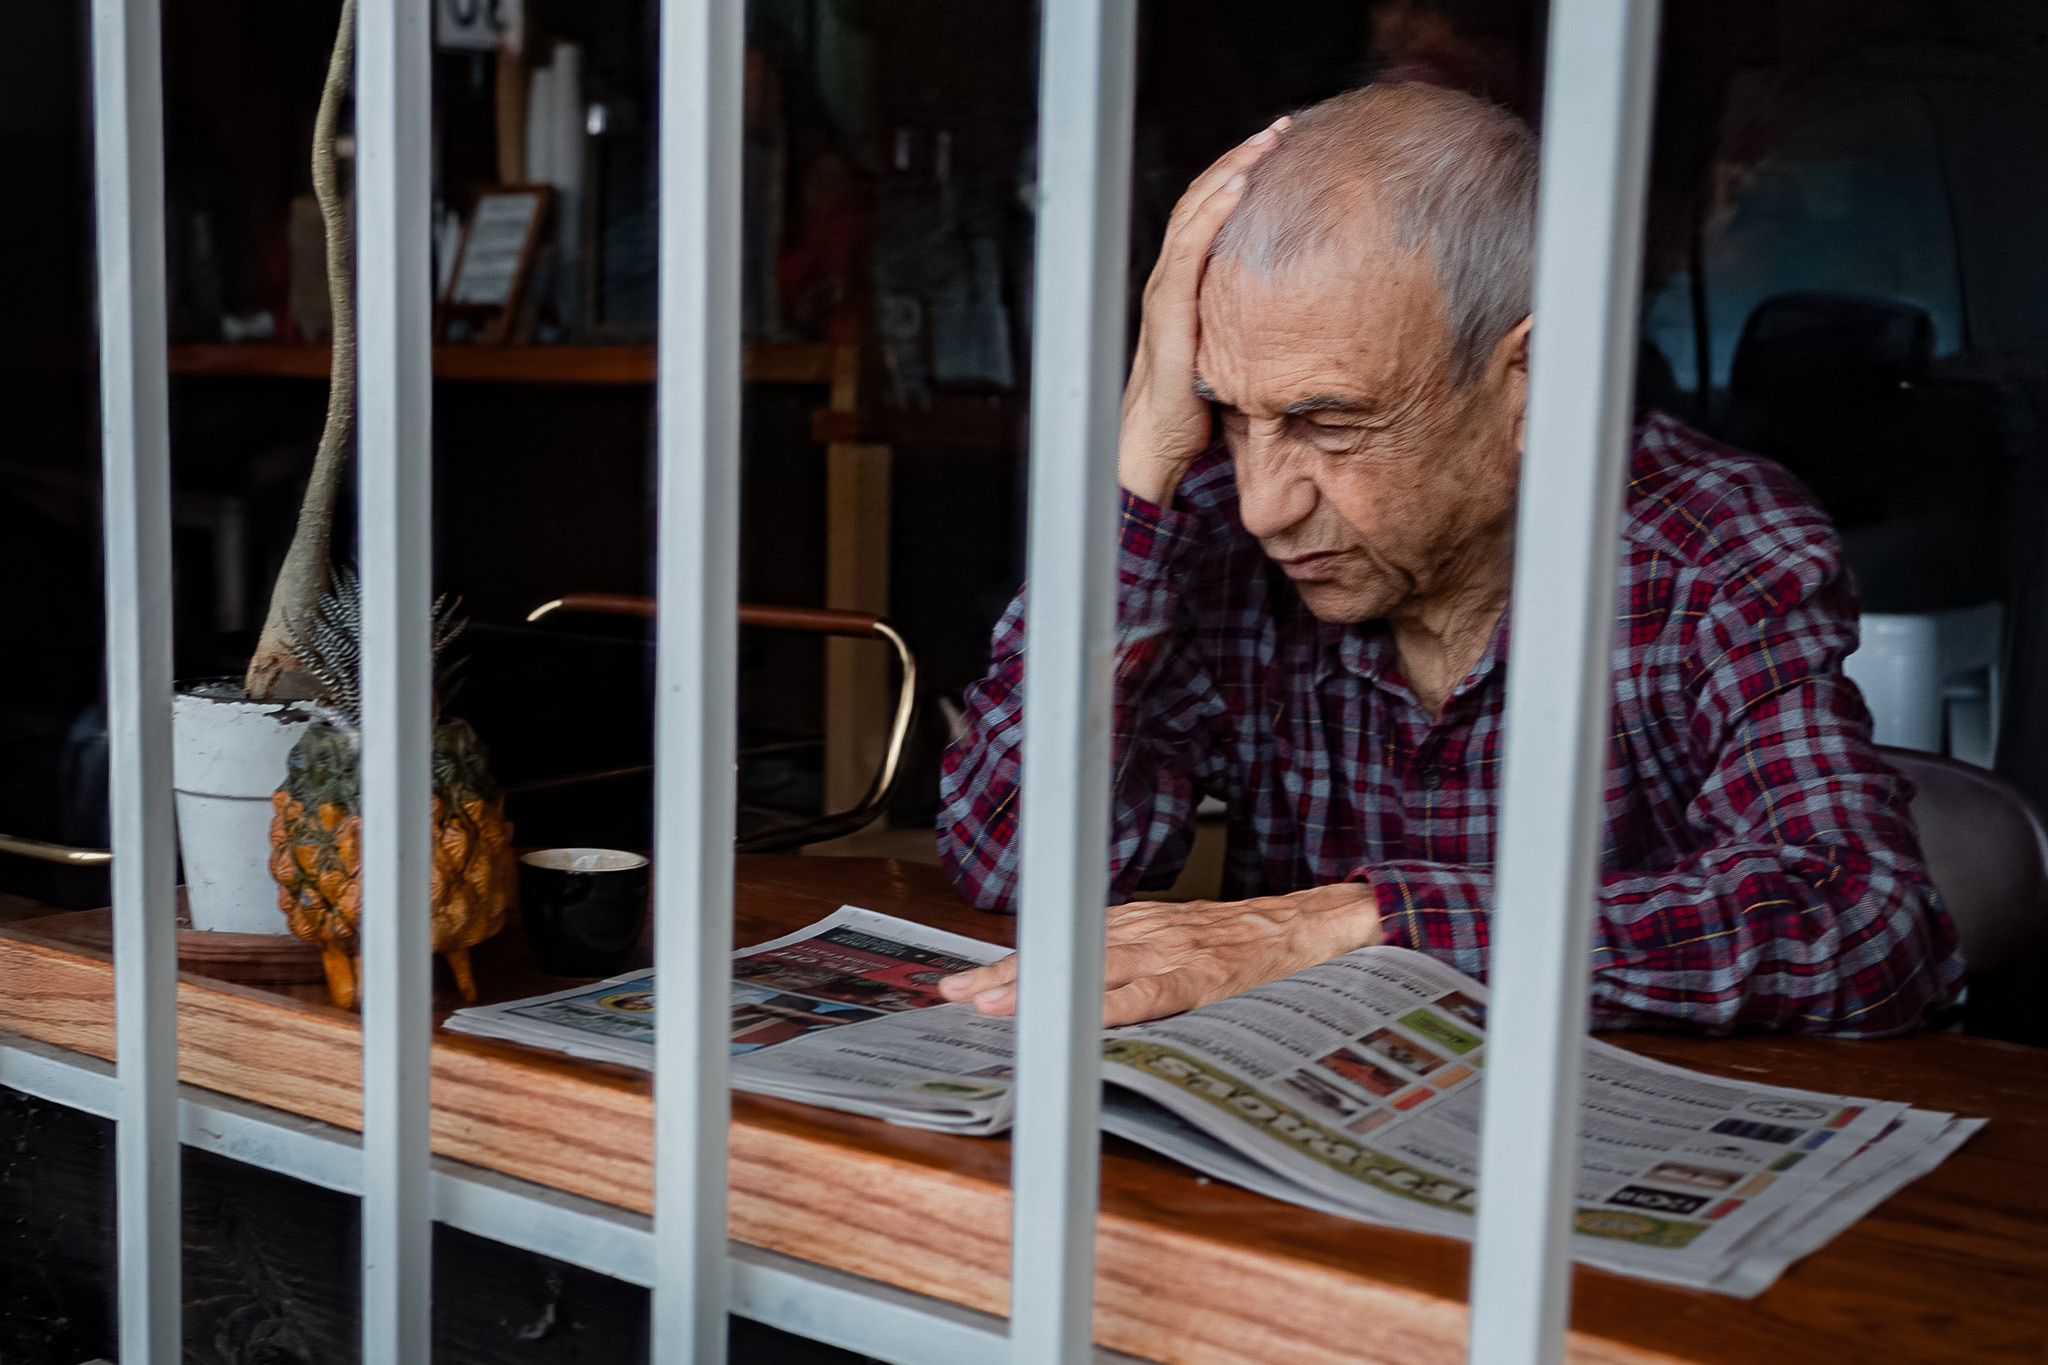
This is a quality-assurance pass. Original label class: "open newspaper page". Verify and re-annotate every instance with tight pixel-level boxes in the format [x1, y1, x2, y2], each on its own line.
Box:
[446, 907, 1017, 1132]
[443, 969, 659, 1068]
[718, 907, 1017, 1132]
[448, 912, 1978, 1293]
[1698, 1105, 1983, 1295]
[1097, 944, 1969, 1295]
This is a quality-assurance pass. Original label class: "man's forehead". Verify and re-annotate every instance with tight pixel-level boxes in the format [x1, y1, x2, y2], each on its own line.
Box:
[1194, 250, 1450, 408]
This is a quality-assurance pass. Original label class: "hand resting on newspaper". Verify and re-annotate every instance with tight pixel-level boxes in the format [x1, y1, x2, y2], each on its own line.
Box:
[936, 881, 1383, 1026]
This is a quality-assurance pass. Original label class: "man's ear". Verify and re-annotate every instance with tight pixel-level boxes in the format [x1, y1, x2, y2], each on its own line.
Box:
[1503, 315, 1531, 376]
[1499, 315, 1532, 451]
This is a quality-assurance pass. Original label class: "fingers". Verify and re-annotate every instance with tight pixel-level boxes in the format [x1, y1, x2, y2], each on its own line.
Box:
[942, 941, 1177, 1019]
[1149, 189, 1242, 301]
[940, 933, 1178, 1020]
[1120, 116, 1292, 501]
[968, 984, 1016, 1017]
[1104, 973, 1191, 1028]
[1172, 115, 1291, 230]
[938, 953, 1017, 1014]
[1149, 116, 1291, 302]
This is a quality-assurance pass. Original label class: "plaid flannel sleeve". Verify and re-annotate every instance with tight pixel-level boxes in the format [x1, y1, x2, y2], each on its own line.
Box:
[1375, 563, 1965, 1037]
[936, 490, 1229, 912]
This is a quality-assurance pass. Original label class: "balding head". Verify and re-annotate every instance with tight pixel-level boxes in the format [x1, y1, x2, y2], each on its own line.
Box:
[1211, 83, 1537, 387]
[1183, 85, 1536, 634]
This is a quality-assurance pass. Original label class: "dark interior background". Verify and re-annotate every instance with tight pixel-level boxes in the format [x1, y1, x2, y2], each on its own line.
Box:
[4, 1, 2048, 1357]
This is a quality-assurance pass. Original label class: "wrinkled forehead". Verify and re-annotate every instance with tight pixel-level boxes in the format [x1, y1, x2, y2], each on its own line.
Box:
[1193, 244, 1453, 411]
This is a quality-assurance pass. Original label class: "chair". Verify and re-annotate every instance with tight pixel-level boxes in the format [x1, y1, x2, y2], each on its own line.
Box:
[1718, 294, 2005, 615]
[1882, 744, 2048, 974]
[2, 596, 919, 869]
[1719, 291, 1937, 532]
[1719, 291, 2011, 769]
[525, 593, 918, 852]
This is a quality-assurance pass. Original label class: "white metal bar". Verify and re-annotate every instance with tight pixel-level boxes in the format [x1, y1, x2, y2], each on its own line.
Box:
[0, 1033, 122, 1118]
[730, 1244, 1014, 1363]
[88, 0, 181, 1356]
[2, 1033, 1172, 1365]
[1011, 2, 1138, 1361]
[731, 1250, 1151, 1365]
[3, 1033, 357, 1196]
[1466, 3, 1661, 1363]
[355, 0, 436, 1356]
[652, 0, 745, 1358]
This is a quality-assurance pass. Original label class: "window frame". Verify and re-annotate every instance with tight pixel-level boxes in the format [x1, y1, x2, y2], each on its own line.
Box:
[51, 0, 1663, 1360]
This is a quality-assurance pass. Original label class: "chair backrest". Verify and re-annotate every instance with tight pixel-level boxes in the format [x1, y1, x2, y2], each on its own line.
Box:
[1882, 745, 2048, 974]
[1719, 292, 1937, 531]
[1729, 291, 1934, 410]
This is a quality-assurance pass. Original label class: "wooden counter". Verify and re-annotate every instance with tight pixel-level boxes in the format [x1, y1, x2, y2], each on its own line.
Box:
[2, 855, 2042, 1364]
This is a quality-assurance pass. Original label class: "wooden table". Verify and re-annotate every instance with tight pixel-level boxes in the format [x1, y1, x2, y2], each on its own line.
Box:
[2, 856, 2042, 1364]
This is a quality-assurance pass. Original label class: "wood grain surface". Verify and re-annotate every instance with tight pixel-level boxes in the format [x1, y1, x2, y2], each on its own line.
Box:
[2, 855, 2042, 1365]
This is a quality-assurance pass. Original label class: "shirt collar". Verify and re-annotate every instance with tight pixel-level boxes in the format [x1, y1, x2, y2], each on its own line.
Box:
[1313, 602, 1515, 713]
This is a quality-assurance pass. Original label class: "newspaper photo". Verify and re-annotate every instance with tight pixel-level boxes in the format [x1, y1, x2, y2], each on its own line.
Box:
[447, 907, 1018, 1130]
[446, 905, 1983, 1295]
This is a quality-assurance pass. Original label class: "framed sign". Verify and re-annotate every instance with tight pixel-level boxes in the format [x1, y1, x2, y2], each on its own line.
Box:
[435, 0, 521, 53]
[438, 187, 551, 345]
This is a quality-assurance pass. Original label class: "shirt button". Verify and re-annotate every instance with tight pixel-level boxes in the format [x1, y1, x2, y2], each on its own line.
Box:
[1419, 765, 1445, 791]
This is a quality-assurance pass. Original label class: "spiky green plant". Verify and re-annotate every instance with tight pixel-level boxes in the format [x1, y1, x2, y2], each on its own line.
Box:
[281, 564, 469, 726]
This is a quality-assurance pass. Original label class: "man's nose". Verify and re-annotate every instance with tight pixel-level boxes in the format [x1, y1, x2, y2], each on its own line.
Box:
[1234, 432, 1317, 540]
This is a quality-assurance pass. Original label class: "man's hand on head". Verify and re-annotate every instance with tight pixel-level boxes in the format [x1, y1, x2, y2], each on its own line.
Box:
[1119, 116, 1289, 508]
[936, 880, 1382, 1028]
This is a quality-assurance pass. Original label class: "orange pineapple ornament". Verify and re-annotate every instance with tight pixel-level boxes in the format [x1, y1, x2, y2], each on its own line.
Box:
[264, 568, 511, 1008]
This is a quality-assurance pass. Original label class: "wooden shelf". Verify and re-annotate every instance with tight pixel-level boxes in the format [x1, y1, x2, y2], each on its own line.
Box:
[165, 341, 841, 387]
[811, 397, 1021, 450]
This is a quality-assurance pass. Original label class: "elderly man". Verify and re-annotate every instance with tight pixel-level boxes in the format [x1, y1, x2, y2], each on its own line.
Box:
[935, 84, 1962, 1036]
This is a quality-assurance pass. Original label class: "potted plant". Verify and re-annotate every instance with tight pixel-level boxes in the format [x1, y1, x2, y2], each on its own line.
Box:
[174, 0, 513, 1006]
[265, 569, 513, 1008]
[171, 0, 357, 936]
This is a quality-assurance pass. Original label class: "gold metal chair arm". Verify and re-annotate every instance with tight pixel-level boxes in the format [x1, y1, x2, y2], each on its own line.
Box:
[526, 594, 919, 852]
[0, 833, 114, 866]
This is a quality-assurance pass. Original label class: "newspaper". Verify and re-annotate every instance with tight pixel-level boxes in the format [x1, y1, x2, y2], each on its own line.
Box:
[447, 906, 1982, 1295]
[448, 908, 1020, 1131]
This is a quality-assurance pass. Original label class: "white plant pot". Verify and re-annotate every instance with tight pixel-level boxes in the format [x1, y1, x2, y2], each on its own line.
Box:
[173, 689, 315, 935]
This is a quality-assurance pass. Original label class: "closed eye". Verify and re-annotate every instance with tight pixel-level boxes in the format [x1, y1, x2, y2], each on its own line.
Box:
[1294, 413, 1370, 441]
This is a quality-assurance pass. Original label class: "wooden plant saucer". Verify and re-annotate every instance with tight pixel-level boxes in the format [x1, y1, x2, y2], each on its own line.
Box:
[52, 887, 328, 984]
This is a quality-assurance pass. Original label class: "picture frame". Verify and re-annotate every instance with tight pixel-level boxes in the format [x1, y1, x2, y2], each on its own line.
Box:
[437, 185, 552, 345]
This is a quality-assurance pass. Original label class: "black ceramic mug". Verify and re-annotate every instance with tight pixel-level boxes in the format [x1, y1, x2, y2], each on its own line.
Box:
[518, 848, 651, 977]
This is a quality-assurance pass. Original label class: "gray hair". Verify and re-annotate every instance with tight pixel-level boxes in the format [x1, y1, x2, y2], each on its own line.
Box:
[1210, 83, 1539, 387]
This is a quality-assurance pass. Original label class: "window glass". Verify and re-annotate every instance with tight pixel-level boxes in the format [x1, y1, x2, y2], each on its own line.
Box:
[1644, 92, 1966, 394]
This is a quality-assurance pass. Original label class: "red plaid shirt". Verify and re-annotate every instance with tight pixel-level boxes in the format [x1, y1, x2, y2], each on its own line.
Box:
[938, 414, 1963, 1036]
